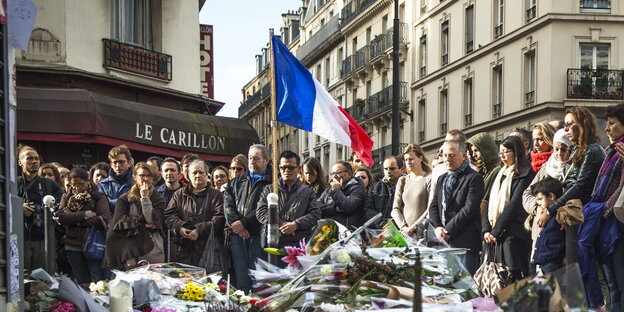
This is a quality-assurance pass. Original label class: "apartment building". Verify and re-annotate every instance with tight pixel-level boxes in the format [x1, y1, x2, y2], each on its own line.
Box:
[413, 0, 622, 154]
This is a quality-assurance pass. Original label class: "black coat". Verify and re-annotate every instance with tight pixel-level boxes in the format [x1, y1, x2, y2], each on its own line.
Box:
[256, 179, 321, 247]
[364, 180, 396, 229]
[319, 177, 367, 229]
[429, 167, 485, 252]
[17, 174, 63, 241]
[223, 167, 272, 237]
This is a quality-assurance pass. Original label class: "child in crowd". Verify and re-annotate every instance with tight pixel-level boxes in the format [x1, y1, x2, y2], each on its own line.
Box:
[531, 176, 565, 274]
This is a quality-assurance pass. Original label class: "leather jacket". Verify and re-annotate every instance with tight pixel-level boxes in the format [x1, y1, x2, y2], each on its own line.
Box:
[319, 177, 367, 229]
[223, 167, 272, 237]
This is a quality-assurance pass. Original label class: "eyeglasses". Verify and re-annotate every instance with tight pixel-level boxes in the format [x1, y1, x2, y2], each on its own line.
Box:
[230, 167, 244, 172]
[279, 165, 298, 171]
[137, 174, 152, 179]
[331, 170, 346, 176]
[213, 174, 228, 179]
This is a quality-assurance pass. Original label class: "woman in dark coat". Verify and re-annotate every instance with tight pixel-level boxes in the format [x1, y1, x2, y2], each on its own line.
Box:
[104, 162, 166, 270]
[483, 135, 536, 281]
[58, 167, 109, 284]
[165, 159, 225, 267]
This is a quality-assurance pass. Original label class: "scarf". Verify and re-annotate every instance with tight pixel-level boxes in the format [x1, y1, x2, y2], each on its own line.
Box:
[66, 190, 92, 212]
[110, 168, 132, 184]
[441, 158, 470, 224]
[488, 164, 516, 227]
[249, 170, 265, 185]
[591, 137, 624, 203]
[531, 150, 553, 172]
[544, 153, 567, 180]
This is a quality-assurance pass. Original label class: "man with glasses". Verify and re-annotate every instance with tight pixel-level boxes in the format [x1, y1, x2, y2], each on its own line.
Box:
[364, 156, 403, 228]
[98, 145, 134, 214]
[320, 161, 367, 229]
[224, 144, 272, 293]
[257, 151, 320, 267]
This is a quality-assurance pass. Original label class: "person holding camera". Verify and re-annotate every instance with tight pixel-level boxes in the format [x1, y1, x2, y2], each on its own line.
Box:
[17, 145, 63, 272]
[165, 160, 225, 266]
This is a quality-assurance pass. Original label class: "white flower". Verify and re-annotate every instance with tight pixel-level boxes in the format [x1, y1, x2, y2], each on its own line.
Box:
[285, 309, 299, 312]
[320, 303, 346, 312]
[336, 250, 351, 263]
[320, 265, 333, 276]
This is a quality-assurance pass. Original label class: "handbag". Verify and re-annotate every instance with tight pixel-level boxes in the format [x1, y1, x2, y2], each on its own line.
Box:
[83, 225, 106, 261]
[473, 243, 512, 297]
[198, 225, 224, 274]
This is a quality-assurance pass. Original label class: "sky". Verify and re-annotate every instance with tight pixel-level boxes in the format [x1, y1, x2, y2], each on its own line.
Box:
[199, 1, 300, 118]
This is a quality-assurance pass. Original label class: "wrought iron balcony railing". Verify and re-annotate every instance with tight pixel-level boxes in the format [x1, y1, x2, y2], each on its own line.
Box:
[354, 45, 370, 70]
[494, 24, 503, 38]
[567, 68, 624, 100]
[341, 55, 355, 78]
[526, 5, 536, 21]
[103, 39, 172, 80]
[340, 0, 376, 25]
[525, 91, 535, 107]
[366, 82, 409, 116]
[384, 23, 409, 49]
[493, 103, 502, 118]
[580, 0, 610, 9]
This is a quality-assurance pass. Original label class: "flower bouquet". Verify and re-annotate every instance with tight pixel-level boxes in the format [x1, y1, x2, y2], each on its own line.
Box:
[307, 220, 339, 255]
[369, 220, 408, 248]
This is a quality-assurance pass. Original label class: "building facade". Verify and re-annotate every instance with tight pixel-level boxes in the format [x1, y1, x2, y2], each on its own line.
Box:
[16, 0, 258, 168]
[240, 0, 623, 167]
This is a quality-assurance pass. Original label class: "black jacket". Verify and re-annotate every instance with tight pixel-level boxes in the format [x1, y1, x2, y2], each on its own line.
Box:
[429, 167, 485, 252]
[364, 180, 397, 228]
[17, 174, 63, 241]
[548, 143, 605, 214]
[482, 167, 536, 240]
[319, 177, 367, 229]
[256, 179, 321, 247]
[223, 167, 272, 237]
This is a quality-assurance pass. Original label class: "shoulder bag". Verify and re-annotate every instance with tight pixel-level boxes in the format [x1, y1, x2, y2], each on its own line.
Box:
[473, 243, 513, 297]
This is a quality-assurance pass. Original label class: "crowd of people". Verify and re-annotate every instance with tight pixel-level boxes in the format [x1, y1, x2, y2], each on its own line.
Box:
[16, 104, 624, 310]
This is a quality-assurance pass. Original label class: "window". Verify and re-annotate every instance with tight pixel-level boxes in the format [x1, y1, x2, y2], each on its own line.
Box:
[526, 0, 536, 22]
[419, 35, 427, 77]
[325, 57, 331, 87]
[418, 99, 426, 142]
[464, 78, 473, 126]
[493, 66, 503, 118]
[441, 21, 449, 66]
[111, 0, 152, 48]
[580, 43, 611, 95]
[440, 89, 448, 136]
[494, 0, 504, 38]
[525, 52, 536, 106]
[316, 64, 322, 81]
[465, 6, 474, 53]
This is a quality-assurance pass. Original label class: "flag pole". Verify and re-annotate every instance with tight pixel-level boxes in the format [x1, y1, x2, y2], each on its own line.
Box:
[269, 32, 279, 194]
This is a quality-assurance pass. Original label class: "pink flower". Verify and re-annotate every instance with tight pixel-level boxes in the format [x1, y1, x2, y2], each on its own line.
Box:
[280, 239, 307, 268]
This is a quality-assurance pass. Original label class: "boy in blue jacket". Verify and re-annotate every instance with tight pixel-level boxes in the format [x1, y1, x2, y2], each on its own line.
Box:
[532, 176, 565, 274]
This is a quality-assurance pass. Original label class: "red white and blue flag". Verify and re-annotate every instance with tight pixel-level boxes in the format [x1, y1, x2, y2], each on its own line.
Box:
[272, 36, 374, 167]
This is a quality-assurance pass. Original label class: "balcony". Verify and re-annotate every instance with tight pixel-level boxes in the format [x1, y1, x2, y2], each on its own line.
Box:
[567, 68, 623, 100]
[341, 55, 355, 78]
[464, 114, 473, 127]
[580, 0, 610, 9]
[525, 91, 535, 107]
[239, 83, 270, 117]
[494, 24, 503, 38]
[366, 82, 409, 117]
[353, 45, 370, 71]
[526, 5, 536, 21]
[371, 143, 409, 171]
[103, 39, 172, 80]
[346, 102, 367, 121]
[384, 23, 410, 50]
[369, 34, 387, 60]
[493, 103, 502, 118]
[340, 0, 376, 25]
[296, 15, 340, 65]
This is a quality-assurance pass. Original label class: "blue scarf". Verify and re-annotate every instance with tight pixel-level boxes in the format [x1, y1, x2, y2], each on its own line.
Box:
[441, 157, 470, 224]
[249, 170, 266, 185]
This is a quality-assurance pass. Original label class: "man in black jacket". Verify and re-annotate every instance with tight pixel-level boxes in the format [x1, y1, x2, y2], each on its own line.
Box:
[17, 145, 63, 272]
[224, 144, 271, 293]
[429, 139, 484, 275]
[257, 151, 320, 266]
[364, 156, 403, 228]
[320, 161, 367, 229]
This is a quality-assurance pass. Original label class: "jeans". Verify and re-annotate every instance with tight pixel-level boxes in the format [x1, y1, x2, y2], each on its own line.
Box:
[66, 250, 104, 285]
[578, 202, 605, 308]
[457, 250, 479, 276]
[230, 235, 266, 293]
[540, 261, 563, 275]
[603, 239, 624, 312]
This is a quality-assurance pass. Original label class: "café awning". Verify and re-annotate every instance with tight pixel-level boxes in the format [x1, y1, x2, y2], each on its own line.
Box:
[16, 87, 259, 162]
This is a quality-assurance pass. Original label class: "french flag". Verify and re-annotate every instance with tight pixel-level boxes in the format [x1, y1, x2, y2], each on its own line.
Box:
[272, 36, 374, 167]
